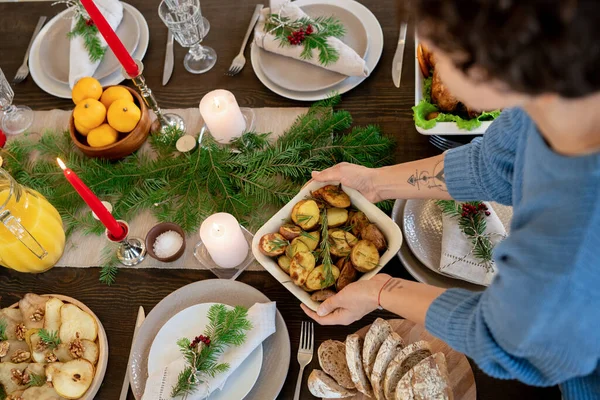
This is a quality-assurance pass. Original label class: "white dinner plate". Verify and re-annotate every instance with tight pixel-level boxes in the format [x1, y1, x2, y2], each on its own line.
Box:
[39, 6, 140, 85]
[256, 3, 368, 92]
[148, 302, 263, 400]
[251, 0, 383, 101]
[401, 199, 512, 284]
[29, 3, 149, 98]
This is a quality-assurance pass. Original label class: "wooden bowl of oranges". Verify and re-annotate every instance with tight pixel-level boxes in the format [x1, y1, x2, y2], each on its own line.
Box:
[69, 77, 151, 159]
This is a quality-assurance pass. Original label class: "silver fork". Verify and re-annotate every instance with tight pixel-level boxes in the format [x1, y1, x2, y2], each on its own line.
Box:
[225, 4, 263, 76]
[293, 321, 314, 400]
[13, 16, 47, 84]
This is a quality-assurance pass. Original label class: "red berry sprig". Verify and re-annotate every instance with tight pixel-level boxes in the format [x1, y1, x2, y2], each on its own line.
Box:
[461, 203, 490, 218]
[287, 24, 313, 45]
[190, 335, 211, 349]
[85, 19, 95, 27]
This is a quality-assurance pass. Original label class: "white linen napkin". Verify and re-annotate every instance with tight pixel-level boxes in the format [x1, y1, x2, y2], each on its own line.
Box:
[439, 202, 506, 286]
[142, 302, 277, 400]
[68, 0, 124, 88]
[254, 4, 369, 77]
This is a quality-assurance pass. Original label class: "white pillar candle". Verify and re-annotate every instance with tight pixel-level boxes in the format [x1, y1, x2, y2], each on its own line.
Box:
[200, 213, 249, 268]
[199, 90, 246, 143]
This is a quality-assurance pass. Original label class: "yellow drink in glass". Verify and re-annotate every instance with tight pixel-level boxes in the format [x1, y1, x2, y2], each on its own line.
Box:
[0, 170, 65, 273]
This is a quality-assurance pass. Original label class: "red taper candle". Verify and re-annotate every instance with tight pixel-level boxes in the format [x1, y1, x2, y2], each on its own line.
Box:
[79, 0, 139, 76]
[57, 158, 126, 240]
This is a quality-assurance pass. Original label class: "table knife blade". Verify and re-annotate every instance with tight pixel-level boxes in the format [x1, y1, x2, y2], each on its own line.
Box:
[119, 306, 146, 400]
[392, 22, 408, 88]
[163, 31, 174, 86]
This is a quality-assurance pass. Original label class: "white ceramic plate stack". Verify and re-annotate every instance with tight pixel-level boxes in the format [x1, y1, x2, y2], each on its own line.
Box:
[29, 3, 150, 99]
[392, 199, 513, 290]
[251, 0, 384, 101]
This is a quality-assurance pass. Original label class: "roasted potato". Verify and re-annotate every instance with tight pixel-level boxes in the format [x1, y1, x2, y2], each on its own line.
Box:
[298, 231, 320, 251]
[277, 255, 292, 274]
[305, 265, 341, 291]
[329, 229, 359, 258]
[259, 233, 288, 257]
[312, 185, 351, 208]
[289, 251, 316, 287]
[351, 240, 381, 272]
[336, 260, 359, 291]
[310, 289, 337, 302]
[349, 211, 370, 237]
[286, 238, 310, 259]
[279, 223, 302, 241]
[327, 208, 349, 228]
[291, 199, 320, 230]
[360, 224, 387, 252]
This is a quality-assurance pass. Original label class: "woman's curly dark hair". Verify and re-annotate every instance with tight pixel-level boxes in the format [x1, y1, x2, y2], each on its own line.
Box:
[415, 0, 600, 98]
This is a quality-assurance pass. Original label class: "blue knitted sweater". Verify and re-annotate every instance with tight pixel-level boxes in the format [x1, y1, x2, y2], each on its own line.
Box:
[425, 108, 600, 399]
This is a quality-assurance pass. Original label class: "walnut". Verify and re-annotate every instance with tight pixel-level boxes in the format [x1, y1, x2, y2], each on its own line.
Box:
[35, 339, 48, 353]
[30, 308, 45, 322]
[10, 349, 31, 363]
[6, 395, 24, 400]
[10, 367, 29, 386]
[15, 323, 26, 341]
[69, 334, 84, 359]
[0, 341, 10, 358]
[45, 352, 58, 363]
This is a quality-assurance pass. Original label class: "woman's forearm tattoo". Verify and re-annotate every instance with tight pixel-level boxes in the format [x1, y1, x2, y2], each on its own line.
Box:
[406, 160, 447, 192]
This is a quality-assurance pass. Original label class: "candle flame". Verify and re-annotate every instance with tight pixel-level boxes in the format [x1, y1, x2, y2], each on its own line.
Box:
[56, 158, 67, 170]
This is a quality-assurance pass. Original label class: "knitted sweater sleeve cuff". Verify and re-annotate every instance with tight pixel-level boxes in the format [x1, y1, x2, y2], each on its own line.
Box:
[444, 143, 486, 201]
[425, 288, 479, 351]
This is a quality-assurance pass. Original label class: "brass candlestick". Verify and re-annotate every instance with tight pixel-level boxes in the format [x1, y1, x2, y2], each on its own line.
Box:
[123, 60, 186, 135]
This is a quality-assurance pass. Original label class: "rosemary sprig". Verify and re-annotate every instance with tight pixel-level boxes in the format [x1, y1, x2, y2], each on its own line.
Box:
[171, 304, 252, 398]
[38, 329, 61, 349]
[296, 214, 315, 224]
[67, 15, 106, 62]
[319, 211, 335, 288]
[0, 319, 7, 341]
[270, 238, 290, 251]
[264, 15, 346, 66]
[26, 373, 47, 388]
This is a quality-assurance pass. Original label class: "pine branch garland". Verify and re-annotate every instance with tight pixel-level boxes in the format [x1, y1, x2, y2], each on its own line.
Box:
[0, 96, 395, 285]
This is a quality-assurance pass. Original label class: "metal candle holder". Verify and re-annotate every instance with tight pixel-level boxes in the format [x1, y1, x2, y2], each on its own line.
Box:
[105, 220, 147, 266]
[123, 60, 186, 135]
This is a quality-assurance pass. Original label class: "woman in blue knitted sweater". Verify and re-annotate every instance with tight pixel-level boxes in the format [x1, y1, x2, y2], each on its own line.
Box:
[301, 1, 600, 398]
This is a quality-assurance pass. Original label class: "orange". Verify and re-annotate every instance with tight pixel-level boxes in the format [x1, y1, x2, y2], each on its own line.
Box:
[74, 120, 91, 136]
[73, 99, 106, 131]
[100, 86, 134, 110]
[87, 124, 119, 148]
[107, 99, 141, 133]
[72, 77, 103, 105]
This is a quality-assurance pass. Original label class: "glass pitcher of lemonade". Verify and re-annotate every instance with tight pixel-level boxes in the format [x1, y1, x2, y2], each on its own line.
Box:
[0, 169, 65, 272]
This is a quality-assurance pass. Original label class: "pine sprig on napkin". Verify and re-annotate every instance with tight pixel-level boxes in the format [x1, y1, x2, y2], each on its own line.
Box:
[265, 15, 346, 66]
[68, 16, 107, 62]
[436, 200, 494, 263]
[171, 304, 252, 398]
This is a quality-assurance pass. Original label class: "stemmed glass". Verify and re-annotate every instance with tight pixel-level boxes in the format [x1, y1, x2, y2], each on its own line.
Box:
[158, 0, 217, 74]
[0, 67, 33, 135]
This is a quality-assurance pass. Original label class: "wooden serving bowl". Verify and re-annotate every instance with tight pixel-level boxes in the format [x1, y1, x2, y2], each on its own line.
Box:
[69, 86, 151, 160]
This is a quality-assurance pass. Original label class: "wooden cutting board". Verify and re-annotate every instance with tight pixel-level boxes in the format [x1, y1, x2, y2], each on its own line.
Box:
[323, 319, 476, 400]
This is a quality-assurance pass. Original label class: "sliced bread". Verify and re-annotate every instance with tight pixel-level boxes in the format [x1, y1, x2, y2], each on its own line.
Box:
[362, 318, 393, 378]
[384, 340, 432, 400]
[318, 340, 356, 389]
[308, 369, 358, 398]
[346, 333, 374, 397]
[371, 332, 406, 400]
[395, 352, 453, 400]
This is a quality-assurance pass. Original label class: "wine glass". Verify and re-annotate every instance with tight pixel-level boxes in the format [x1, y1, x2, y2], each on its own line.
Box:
[158, 0, 217, 74]
[0, 67, 33, 135]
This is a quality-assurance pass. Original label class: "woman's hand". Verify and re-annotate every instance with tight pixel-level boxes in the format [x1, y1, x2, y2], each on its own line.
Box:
[312, 163, 383, 203]
[301, 274, 392, 325]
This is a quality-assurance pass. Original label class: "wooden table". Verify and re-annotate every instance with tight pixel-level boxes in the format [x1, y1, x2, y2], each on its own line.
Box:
[0, 1, 561, 399]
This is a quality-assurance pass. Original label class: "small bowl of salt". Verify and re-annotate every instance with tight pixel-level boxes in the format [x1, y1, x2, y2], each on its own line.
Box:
[145, 222, 186, 262]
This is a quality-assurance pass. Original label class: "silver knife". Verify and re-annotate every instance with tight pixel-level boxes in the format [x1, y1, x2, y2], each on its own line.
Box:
[392, 22, 408, 88]
[119, 306, 146, 400]
[162, 31, 174, 86]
